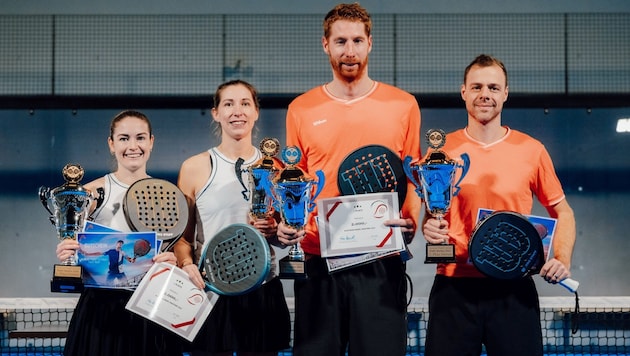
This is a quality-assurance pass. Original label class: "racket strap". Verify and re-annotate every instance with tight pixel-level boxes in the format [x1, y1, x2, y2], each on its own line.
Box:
[570, 291, 580, 334]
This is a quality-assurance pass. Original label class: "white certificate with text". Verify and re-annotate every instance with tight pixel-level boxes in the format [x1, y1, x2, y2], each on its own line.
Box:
[318, 192, 404, 257]
[125, 262, 218, 342]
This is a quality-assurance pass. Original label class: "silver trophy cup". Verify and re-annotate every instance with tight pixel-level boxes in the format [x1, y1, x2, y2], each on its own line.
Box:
[266, 146, 324, 279]
[403, 129, 470, 263]
[39, 163, 102, 292]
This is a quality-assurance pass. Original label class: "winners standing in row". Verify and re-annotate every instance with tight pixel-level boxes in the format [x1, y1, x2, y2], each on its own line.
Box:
[48, 3, 576, 356]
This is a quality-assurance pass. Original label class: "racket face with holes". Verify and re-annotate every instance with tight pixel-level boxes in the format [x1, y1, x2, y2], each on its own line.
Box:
[337, 145, 407, 204]
[200, 223, 271, 296]
[123, 178, 188, 249]
[469, 211, 544, 280]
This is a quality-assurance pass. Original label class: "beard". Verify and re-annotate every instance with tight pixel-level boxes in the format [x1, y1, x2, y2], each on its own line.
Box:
[330, 56, 369, 82]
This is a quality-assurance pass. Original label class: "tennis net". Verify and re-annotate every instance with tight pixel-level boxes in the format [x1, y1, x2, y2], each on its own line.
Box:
[1, 297, 629, 355]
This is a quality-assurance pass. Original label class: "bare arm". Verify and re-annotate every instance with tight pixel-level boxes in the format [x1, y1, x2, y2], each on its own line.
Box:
[539, 198, 576, 281]
[173, 152, 211, 289]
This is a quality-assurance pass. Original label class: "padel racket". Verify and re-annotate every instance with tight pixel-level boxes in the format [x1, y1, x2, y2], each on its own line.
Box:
[469, 211, 579, 292]
[199, 223, 271, 296]
[469, 211, 544, 280]
[123, 178, 188, 252]
[133, 238, 152, 258]
[337, 145, 413, 263]
[337, 145, 407, 205]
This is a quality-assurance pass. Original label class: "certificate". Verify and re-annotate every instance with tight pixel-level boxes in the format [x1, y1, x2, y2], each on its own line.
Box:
[318, 192, 405, 257]
[125, 262, 218, 342]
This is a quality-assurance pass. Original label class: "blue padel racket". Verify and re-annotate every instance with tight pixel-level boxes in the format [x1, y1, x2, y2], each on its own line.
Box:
[199, 223, 271, 296]
[337, 145, 407, 205]
[123, 178, 188, 252]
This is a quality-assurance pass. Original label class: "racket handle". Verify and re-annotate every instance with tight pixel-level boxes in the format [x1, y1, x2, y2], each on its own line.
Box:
[559, 278, 579, 293]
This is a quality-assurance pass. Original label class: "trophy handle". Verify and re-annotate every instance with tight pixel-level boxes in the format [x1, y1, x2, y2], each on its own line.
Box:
[308, 170, 325, 212]
[87, 187, 106, 221]
[452, 153, 470, 197]
[38, 186, 54, 216]
[403, 156, 423, 196]
[94, 187, 105, 209]
[235, 157, 249, 201]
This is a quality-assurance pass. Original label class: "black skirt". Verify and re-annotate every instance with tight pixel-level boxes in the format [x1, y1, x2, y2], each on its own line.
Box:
[64, 288, 187, 356]
[188, 277, 291, 353]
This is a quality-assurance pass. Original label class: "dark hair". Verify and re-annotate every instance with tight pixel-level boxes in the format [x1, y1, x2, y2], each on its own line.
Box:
[464, 54, 508, 87]
[323, 3, 372, 39]
[109, 110, 152, 140]
[213, 80, 260, 111]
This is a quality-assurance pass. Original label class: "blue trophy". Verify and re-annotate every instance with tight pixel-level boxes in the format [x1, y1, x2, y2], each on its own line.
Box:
[403, 129, 470, 263]
[266, 146, 324, 279]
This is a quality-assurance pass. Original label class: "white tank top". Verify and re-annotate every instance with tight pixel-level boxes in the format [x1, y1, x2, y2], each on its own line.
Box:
[90, 173, 132, 231]
[194, 147, 277, 279]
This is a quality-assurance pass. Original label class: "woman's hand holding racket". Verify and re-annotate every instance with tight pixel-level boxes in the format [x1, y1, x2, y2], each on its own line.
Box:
[181, 263, 205, 290]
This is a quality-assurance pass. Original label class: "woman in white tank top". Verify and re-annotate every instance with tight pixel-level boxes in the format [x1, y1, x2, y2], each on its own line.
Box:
[173, 80, 291, 355]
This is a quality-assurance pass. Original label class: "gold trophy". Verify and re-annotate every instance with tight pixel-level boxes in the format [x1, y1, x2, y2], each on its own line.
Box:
[247, 138, 281, 218]
[39, 163, 103, 292]
[403, 129, 470, 263]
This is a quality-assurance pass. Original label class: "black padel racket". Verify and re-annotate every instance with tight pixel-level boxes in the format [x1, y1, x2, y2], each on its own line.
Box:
[199, 223, 271, 296]
[123, 178, 188, 251]
[470, 211, 579, 292]
[337, 145, 407, 205]
[469, 211, 545, 280]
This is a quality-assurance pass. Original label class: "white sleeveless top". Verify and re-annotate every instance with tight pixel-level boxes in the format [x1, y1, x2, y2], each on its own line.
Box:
[194, 147, 277, 279]
[90, 173, 132, 231]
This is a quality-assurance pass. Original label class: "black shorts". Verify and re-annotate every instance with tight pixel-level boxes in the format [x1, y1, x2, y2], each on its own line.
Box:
[293, 255, 409, 356]
[425, 275, 543, 356]
[188, 277, 291, 354]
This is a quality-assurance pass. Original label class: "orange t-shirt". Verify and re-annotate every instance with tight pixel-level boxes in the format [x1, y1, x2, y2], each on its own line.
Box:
[437, 127, 566, 277]
[286, 82, 422, 256]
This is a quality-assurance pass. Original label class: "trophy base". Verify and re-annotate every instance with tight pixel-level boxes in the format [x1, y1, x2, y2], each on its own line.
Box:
[50, 264, 84, 293]
[424, 243, 456, 264]
[279, 256, 307, 279]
